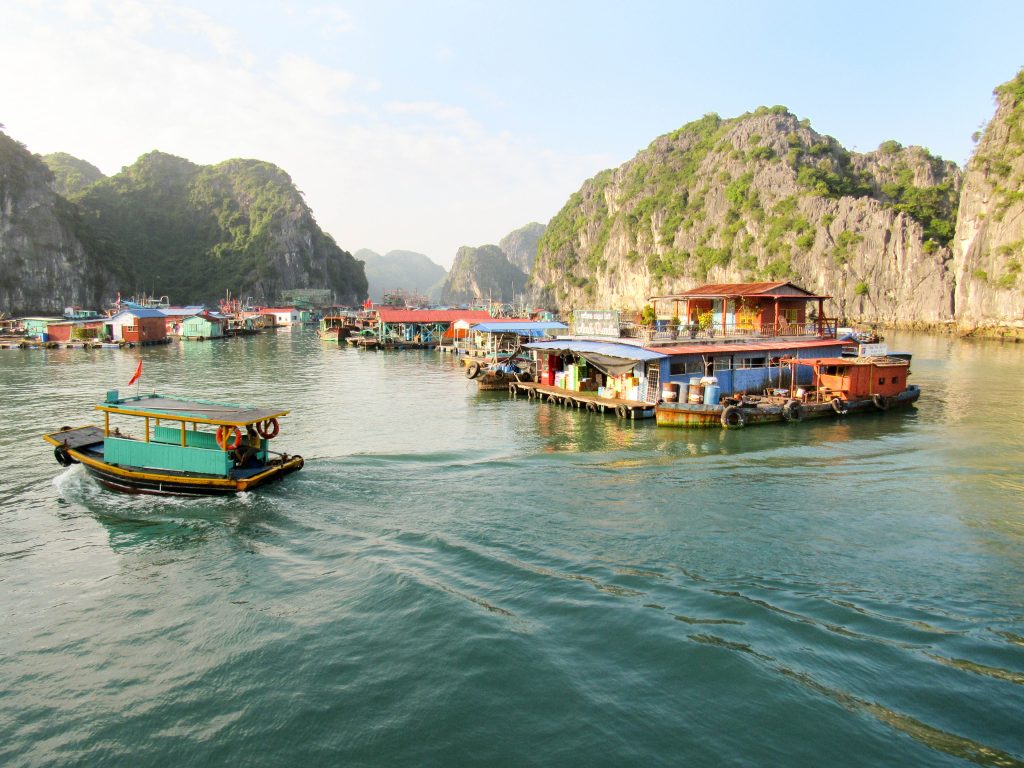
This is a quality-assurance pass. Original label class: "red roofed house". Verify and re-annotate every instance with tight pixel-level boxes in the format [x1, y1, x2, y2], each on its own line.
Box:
[649, 281, 834, 338]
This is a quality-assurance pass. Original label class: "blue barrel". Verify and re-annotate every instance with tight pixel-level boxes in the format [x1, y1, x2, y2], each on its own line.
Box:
[703, 384, 721, 405]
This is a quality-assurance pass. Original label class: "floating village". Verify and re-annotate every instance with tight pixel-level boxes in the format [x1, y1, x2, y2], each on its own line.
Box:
[16, 280, 918, 496]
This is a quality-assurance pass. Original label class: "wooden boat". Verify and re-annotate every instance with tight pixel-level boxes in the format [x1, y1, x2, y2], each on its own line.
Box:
[319, 314, 354, 343]
[656, 355, 920, 429]
[44, 391, 304, 495]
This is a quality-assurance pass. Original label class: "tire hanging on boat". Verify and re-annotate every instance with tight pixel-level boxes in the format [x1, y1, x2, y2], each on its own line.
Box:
[872, 394, 890, 411]
[54, 445, 78, 466]
[831, 397, 848, 415]
[586, 401, 597, 412]
[783, 399, 804, 422]
[721, 405, 745, 429]
[466, 362, 481, 379]
[615, 404, 629, 419]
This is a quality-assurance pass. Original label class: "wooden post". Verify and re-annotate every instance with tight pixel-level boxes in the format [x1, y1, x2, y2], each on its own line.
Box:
[144, 416, 150, 443]
[180, 421, 187, 447]
[104, 411, 109, 437]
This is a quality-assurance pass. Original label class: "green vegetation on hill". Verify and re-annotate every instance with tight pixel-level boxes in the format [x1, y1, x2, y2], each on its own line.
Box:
[72, 152, 366, 303]
[42, 152, 105, 197]
[536, 105, 961, 305]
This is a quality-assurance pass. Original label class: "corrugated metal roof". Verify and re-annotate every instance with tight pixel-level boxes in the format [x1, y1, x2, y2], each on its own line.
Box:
[653, 339, 844, 355]
[376, 309, 493, 323]
[471, 321, 568, 334]
[653, 281, 829, 299]
[159, 306, 206, 316]
[110, 308, 167, 319]
[525, 340, 666, 360]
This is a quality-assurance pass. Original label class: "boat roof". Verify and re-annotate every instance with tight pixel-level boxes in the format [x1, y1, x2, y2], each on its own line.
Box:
[97, 393, 288, 426]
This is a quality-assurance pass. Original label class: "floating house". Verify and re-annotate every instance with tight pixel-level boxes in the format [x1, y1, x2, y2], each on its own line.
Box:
[181, 312, 227, 340]
[106, 308, 169, 344]
[159, 306, 207, 336]
[20, 317, 63, 341]
[259, 307, 301, 327]
[648, 281, 834, 338]
[522, 281, 846, 406]
[45, 318, 107, 343]
[374, 309, 493, 346]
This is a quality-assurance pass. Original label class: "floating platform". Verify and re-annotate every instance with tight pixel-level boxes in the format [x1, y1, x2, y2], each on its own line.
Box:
[508, 382, 656, 419]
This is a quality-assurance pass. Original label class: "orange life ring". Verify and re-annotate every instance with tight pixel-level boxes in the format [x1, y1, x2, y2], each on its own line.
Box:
[255, 418, 280, 440]
[216, 425, 241, 451]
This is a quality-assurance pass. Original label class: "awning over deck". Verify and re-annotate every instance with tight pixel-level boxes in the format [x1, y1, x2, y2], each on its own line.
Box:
[97, 394, 288, 426]
[525, 340, 665, 375]
[470, 321, 568, 336]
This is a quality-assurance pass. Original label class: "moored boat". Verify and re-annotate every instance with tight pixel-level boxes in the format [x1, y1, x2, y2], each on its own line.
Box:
[44, 391, 304, 495]
[656, 355, 920, 428]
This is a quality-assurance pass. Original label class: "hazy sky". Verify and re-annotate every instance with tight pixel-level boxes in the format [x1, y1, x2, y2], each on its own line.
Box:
[2, 0, 1021, 268]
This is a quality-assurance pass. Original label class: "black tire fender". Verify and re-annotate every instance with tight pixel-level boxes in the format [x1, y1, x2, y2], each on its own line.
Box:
[721, 405, 745, 429]
[783, 399, 804, 422]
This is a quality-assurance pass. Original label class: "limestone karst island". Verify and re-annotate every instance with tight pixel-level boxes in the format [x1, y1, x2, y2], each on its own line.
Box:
[2, 3, 1023, 764]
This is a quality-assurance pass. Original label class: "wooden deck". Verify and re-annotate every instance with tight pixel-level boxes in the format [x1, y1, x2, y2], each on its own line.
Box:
[508, 382, 656, 420]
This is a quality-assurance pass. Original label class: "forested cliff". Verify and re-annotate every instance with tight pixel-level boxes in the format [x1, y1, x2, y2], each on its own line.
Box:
[0, 139, 367, 312]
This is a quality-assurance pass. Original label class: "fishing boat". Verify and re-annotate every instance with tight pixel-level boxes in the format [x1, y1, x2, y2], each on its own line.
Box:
[318, 315, 352, 343]
[465, 360, 533, 390]
[656, 355, 920, 429]
[44, 391, 304, 495]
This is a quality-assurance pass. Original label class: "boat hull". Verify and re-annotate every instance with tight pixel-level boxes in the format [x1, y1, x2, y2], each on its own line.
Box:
[656, 386, 921, 428]
[75, 454, 304, 496]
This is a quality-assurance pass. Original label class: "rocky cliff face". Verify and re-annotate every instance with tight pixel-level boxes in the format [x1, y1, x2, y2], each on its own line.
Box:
[0, 132, 117, 314]
[499, 222, 546, 273]
[440, 244, 527, 304]
[356, 248, 446, 302]
[73, 152, 367, 305]
[532, 108, 961, 324]
[952, 69, 1024, 329]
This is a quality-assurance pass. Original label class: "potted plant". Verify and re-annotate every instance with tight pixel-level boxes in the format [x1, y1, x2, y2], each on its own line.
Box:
[697, 309, 715, 338]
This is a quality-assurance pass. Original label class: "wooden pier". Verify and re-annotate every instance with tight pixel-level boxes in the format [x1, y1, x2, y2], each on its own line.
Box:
[507, 382, 656, 420]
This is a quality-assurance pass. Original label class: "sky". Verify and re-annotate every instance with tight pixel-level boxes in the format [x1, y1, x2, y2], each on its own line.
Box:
[2, 0, 1022, 269]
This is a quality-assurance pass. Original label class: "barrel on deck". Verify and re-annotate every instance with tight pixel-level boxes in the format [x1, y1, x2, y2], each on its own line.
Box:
[703, 384, 721, 405]
[687, 378, 703, 404]
[662, 382, 681, 402]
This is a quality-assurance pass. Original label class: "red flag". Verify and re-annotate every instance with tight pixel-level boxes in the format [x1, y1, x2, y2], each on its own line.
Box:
[362, 298, 373, 309]
[128, 359, 142, 386]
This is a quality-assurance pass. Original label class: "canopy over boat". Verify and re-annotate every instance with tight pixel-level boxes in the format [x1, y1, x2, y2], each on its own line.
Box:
[97, 392, 289, 427]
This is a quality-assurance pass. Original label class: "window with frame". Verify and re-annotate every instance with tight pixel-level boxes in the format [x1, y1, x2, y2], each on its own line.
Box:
[669, 358, 705, 376]
[712, 356, 732, 372]
[736, 356, 767, 369]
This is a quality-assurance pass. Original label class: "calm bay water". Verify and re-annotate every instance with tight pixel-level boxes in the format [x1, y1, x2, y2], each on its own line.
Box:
[1, 330, 1022, 767]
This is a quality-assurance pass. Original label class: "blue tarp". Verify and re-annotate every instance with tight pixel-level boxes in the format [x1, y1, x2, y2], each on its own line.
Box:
[471, 321, 568, 336]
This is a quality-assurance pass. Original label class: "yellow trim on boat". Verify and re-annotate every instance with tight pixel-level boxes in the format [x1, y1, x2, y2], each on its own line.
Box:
[95, 404, 290, 427]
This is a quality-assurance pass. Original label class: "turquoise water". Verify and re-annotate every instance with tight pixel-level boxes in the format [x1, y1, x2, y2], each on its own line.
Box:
[1, 331, 1022, 766]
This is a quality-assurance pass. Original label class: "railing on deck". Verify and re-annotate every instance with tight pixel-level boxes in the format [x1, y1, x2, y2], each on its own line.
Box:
[615, 318, 838, 343]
